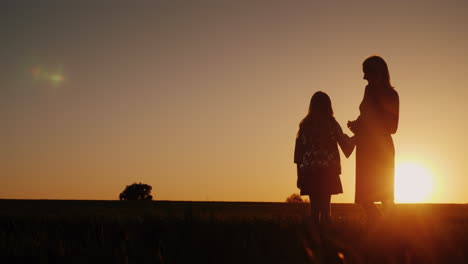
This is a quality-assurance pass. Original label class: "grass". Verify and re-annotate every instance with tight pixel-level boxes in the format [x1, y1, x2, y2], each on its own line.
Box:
[1, 200, 468, 263]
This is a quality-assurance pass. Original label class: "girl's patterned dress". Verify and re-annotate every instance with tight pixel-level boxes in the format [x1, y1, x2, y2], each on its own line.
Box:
[294, 117, 353, 197]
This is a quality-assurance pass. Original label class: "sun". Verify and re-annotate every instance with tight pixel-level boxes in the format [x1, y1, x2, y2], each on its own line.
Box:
[394, 162, 434, 203]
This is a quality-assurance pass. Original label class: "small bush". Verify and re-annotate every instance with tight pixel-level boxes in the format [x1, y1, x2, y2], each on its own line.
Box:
[286, 193, 308, 203]
[119, 182, 153, 201]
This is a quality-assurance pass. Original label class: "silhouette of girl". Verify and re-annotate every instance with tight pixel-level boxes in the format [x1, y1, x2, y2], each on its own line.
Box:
[294, 91, 353, 225]
[348, 56, 399, 220]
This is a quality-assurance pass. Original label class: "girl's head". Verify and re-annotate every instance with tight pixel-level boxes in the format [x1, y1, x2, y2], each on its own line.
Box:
[298, 91, 334, 135]
[307, 91, 333, 118]
[362, 55, 393, 89]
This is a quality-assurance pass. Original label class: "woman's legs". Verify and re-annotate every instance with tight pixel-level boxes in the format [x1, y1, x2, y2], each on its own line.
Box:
[361, 199, 395, 222]
[361, 201, 382, 221]
[382, 199, 394, 211]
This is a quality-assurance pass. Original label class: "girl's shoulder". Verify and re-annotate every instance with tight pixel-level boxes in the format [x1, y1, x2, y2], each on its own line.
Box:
[300, 116, 339, 130]
[329, 117, 344, 133]
[329, 116, 341, 127]
[317, 116, 341, 135]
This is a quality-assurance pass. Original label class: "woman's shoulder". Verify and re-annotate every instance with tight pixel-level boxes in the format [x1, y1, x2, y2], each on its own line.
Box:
[390, 87, 399, 98]
[384, 87, 399, 101]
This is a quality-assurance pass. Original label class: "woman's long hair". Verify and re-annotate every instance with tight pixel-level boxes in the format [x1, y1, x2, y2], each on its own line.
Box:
[299, 91, 334, 130]
[363, 55, 394, 89]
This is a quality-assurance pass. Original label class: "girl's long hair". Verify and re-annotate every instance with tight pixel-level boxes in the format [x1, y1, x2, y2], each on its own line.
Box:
[363, 55, 394, 89]
[299, 91, 334, 130]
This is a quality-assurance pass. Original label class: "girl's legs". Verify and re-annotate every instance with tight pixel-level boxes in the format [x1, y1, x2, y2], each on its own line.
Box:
[309, 194, 332, 225]
[319, 194, 331, 224]
[309, 195, 320, 225]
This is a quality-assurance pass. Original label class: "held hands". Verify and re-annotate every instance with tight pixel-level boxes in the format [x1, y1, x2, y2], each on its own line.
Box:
[347, 120, 359, 134]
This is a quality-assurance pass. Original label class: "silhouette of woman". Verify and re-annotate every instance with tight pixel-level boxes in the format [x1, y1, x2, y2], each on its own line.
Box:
[348, 56, 399, 220]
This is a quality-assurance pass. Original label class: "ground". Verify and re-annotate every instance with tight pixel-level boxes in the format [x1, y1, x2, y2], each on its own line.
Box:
[1, 200, 468, 263]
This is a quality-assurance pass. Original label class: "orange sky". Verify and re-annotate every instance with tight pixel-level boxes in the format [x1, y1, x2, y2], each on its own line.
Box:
[2, 1, 467, 202]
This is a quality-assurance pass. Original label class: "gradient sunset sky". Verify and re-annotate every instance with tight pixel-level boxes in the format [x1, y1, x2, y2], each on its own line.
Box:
[2, 0, 467, 203]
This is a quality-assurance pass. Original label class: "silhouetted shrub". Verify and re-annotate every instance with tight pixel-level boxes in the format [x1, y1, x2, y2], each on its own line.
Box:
[119, 182, 153, 200]
[286, 193, 308, 203]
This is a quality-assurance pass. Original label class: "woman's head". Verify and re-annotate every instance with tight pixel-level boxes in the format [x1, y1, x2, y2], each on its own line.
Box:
[307, 91, 333, 118]
[363, 55, 393, 88]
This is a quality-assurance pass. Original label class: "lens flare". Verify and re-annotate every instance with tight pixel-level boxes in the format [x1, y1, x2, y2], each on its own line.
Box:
[28, 64, 66, 86]
[50, 74, 65, 84]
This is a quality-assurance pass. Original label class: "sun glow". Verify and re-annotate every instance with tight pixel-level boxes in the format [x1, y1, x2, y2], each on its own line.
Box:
[395, 162, 434, 203]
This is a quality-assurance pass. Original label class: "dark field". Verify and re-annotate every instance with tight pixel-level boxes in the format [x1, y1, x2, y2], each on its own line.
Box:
[1, 200, 468, 263]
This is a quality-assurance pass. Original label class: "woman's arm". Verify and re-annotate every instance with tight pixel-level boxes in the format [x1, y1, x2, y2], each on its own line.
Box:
[347, 86, 369, 135]
[336, 122, 355, 158]
[347, 118, 361, 134]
